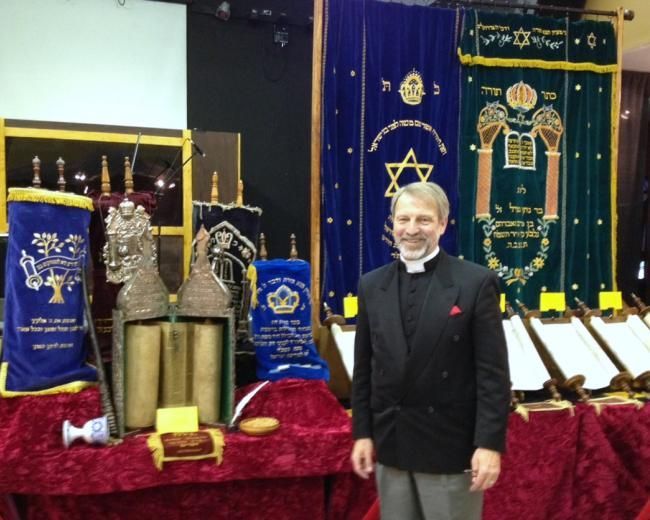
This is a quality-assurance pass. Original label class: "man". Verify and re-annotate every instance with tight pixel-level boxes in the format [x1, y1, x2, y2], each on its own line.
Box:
[350, 181, 510, 520]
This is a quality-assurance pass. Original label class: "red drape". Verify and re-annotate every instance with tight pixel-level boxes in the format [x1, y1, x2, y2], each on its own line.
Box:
[0, 382, 647, 519]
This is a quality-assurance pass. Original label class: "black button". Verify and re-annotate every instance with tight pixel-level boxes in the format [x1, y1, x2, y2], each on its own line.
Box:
[410, 286, 417, 293]
[427, 406, 434, 413]
[407, 315, 414, 322]
[452, 334, 460, 342]
[441, 371, 449, 379]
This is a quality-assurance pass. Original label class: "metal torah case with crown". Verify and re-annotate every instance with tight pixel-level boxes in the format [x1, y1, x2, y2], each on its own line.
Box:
[178, 226, 233, 317]
[103, 198, 157, 284]
[112, 236, 169, 437]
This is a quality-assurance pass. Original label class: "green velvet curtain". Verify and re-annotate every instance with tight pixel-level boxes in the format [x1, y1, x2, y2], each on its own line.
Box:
[458, 10, 617, 309]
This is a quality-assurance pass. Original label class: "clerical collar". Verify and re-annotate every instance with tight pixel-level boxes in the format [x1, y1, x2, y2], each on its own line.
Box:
[399, 247, 440, 274]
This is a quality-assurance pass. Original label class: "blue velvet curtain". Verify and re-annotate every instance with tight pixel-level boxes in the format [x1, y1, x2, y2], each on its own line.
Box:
[321, 0, 461, 315]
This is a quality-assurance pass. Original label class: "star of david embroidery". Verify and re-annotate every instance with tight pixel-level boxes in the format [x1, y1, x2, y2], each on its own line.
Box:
[587, 32, 597, 49]
[384, 148, 433, 197]
[513, 27, 531, 50]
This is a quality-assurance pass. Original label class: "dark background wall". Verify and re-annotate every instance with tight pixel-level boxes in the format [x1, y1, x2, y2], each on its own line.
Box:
[187, 0, 314, 261]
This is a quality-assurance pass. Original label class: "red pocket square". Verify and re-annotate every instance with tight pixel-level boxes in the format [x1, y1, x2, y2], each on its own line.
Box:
[449, 305, 463, 316]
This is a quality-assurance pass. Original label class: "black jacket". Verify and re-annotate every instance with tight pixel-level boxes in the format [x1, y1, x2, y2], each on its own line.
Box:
[351, 250, 510, 474]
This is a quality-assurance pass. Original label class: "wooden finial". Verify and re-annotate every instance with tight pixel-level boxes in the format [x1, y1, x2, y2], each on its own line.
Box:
[543, 379, 563, 401]
[56, 157, 66, 192]
[610, 372, 635, 397]
[574, 297, 600, 317]
[236, 179, 244, 206]
[515, 299, 541, 319]
[210, 171, 219, 203]
[515, 299, 529, 314]
[511, 390, 525, 409]
[32, 156, 42, 188]
[641, 373, 650, 392]
[631, 293, 649, 314]
[101, 155, 111, 196]
[259, 233, 268, 260]
[322, 302, 345, 327]
[565, 375, 590, 402]
[124, 156, 134, 195]
[289, 233, 298, 259]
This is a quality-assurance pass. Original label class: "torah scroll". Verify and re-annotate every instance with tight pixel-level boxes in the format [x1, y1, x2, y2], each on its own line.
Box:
[588, 315, 650, 381]
[191, 322, 224, 424]
[529, 317, 619, 390]
[125, 323, 161, 429]
[502, 315, 552, 391]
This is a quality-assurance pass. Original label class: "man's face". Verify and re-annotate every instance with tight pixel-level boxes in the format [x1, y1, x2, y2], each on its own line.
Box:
[393, 193, 447, 260]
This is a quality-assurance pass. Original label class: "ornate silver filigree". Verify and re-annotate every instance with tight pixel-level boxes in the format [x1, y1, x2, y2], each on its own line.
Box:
[178, 226, 232, 317]
[115, 234, 169, 321]
[103, 198, 157, 284]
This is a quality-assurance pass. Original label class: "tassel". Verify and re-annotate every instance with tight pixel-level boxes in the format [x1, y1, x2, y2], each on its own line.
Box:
[146, 434, 165, 471]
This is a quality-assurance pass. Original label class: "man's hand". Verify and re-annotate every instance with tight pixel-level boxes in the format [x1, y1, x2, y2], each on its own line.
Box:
[351, 438, 375, 479]
[469, 447, 501, 492]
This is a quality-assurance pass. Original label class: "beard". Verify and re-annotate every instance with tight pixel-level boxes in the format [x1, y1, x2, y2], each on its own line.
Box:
[396, 235, 433, 261]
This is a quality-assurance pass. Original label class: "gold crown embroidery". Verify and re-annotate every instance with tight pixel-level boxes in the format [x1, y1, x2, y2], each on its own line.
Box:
[399, 69, 425, 106]
[267, 284, 300, 314]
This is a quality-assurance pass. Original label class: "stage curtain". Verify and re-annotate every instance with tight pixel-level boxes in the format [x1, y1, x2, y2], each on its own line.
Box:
[321, 0, 461, 316]
[616, 72, 650, 302]
[458, 10, 617, 308]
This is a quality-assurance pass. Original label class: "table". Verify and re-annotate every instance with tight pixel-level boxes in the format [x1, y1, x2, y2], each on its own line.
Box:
[0, 379, 375, 519]
[0, 381, 648, 519]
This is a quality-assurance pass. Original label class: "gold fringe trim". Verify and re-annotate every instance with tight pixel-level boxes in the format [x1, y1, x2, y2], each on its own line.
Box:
[248, 264, 258, 308]
[146, 429, 226, 471]
[8, 188, 94, 212]
[458, 51, 617, 74]
[514, 404, 529, 422]
[147, 433, 166, 471]
[0, 361, 96, 397]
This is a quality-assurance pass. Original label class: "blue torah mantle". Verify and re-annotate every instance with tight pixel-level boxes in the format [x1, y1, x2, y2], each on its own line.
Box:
[1, 189, 97, 395]
[249, 259, 329, 382]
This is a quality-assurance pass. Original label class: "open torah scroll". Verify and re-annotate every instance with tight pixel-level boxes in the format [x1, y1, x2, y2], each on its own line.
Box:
[502, 315, 552, 391]
[529, 317, 619, 390]
[587, 315, 650, 387]
[329, 323, 356, 381]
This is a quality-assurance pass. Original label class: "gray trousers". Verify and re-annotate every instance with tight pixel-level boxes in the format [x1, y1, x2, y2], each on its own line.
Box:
[376, 463, 483, 520]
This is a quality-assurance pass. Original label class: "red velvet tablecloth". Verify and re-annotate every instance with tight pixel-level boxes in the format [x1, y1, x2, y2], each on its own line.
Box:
[0, 382, 648, 520]
[0, 379, 375, 519]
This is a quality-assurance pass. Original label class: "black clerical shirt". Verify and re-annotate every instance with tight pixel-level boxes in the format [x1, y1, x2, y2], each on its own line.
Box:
[398, 255, 439, 353]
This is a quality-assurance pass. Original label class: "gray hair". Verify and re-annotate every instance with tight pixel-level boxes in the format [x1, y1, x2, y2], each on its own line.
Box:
[390, 182, 450, 221]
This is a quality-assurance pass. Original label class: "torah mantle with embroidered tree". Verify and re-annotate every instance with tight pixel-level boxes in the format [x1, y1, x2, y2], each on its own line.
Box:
[1, 188, 97, 395]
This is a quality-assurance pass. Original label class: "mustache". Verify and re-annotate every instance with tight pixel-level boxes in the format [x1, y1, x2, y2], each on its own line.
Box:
[396, 235, 428, 243]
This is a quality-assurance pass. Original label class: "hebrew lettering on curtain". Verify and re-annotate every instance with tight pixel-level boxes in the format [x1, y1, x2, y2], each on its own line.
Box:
[457, 10, 617, 308]
[321, 0, 461, 315]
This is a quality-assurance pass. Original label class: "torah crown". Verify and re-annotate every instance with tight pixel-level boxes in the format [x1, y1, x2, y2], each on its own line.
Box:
[267, 284, 300, 314]
[399, 70, 425, 105]
[215, 229, 234, 249]
[506, 81, 537, 113]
